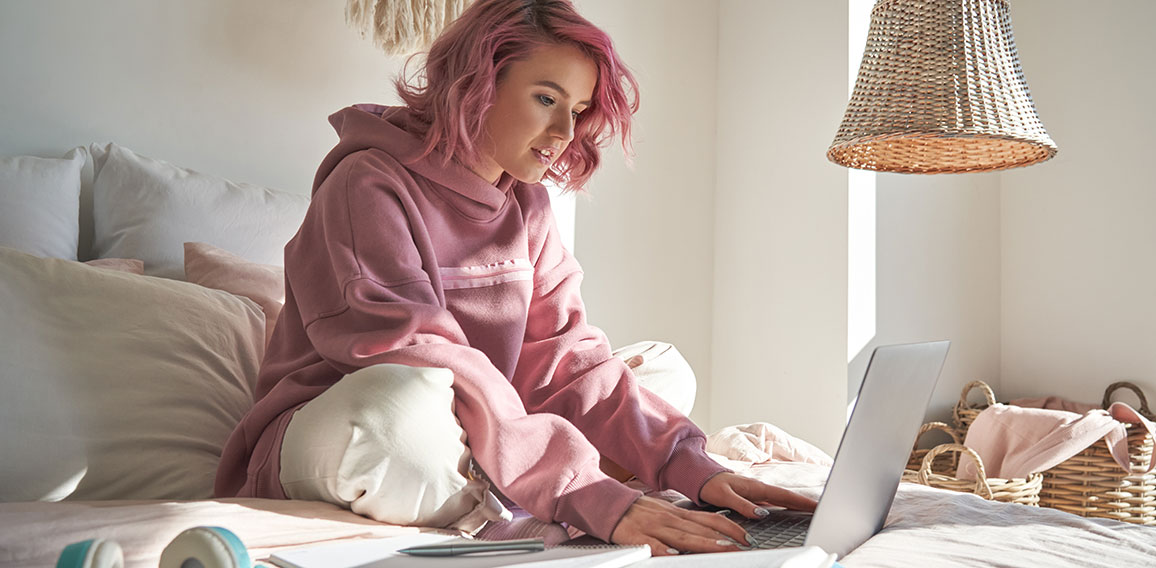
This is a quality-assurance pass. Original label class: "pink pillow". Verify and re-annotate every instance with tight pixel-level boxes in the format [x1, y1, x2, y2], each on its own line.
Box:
[83, 258, 145, 275]
[183, 242, 284, 348]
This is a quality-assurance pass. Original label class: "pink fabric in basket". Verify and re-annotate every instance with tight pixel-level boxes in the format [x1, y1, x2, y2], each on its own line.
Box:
[959, 402, 1156, 480]
[1006, 396, 1099, 415]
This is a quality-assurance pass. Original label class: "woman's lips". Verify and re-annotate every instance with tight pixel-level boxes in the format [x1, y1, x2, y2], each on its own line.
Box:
[533, 147, 556, 166]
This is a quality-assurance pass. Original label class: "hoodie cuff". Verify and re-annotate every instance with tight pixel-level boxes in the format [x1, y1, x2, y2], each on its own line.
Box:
[553, 467, 643, 542]
[658, 437, 732, 505]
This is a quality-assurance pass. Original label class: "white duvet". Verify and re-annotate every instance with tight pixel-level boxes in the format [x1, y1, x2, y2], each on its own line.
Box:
[738, 461, 1156, 568]
[2, 436, 1154, 567]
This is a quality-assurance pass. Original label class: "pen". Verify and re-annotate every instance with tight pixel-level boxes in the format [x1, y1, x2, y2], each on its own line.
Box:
[397, 538, 546, 557]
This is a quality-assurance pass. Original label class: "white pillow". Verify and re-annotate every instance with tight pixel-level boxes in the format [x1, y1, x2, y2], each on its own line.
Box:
[0, 246, 264, 501]
[0, 147, 86, 260]
[90, 143, 309, 279]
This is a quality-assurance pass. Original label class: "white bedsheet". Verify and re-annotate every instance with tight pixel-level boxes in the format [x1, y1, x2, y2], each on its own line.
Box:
[2, 462, 1153, 567]
[736, 461, 1156, 568]
[845, 486, 1156, 567]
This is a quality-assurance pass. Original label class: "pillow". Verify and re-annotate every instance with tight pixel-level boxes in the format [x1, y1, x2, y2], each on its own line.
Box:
[0, 147, 86, 260]
[0, 245, 264, 502]
[184, 241, 285, 349]
[90, 142, 309, 280]
[83, 257, 145, 275]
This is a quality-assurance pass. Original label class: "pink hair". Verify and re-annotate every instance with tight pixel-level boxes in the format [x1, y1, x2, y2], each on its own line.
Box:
[395, 0, 639, 192]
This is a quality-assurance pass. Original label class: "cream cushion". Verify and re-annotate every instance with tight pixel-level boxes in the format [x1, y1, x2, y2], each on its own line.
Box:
[184, 241, 285, 349]
[90, 142, 309, 280]
[0, 147, 86, 260]
[0, 246, 264, 501]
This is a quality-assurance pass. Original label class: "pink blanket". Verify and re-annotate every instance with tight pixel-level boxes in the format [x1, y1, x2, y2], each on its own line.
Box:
[959, 401, 1155, 480]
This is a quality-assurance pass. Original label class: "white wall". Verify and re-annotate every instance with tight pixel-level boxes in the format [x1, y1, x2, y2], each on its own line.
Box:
[854, 173, 1002, 426]
[712, 0, 849, 452]
[0, 1, 400, 191]
[1000, 0, 1156, 406]
[0, 0, 404, 259]
[573, 0, 721, 429]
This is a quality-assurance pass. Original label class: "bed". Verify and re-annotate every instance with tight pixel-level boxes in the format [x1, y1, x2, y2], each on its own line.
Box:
[1, 144, 1154, 567]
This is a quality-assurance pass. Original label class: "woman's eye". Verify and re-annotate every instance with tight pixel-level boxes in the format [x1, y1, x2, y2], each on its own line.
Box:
[538, 95, 555, 106]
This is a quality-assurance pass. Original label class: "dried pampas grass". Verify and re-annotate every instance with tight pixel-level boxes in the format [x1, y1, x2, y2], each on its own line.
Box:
[347, 0, 473, 56]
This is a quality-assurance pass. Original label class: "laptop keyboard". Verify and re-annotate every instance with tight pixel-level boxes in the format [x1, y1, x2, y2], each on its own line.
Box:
[728, 509, 811, 549]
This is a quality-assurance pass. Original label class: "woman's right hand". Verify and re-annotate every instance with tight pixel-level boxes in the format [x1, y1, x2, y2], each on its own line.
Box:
[608, 496, 751, 556]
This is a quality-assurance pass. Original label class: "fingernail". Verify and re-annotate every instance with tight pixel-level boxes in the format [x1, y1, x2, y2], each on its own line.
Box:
[744, 531, 755, 546]
[716, 539, 737, 546]
[666, 548, 680, 555]
[754, 507, 770, 517]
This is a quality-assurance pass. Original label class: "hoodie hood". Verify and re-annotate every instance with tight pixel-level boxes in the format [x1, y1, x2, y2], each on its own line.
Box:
[312, 104, 514, 211]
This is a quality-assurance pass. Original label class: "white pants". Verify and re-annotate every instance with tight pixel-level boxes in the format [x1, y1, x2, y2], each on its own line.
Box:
[278, 341, 696, 532]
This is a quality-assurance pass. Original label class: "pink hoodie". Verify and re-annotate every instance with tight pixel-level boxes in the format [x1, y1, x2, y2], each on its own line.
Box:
[214, 105, 728, 541]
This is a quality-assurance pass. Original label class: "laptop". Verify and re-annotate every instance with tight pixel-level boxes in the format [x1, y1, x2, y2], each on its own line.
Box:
[681, 340, 950, 559]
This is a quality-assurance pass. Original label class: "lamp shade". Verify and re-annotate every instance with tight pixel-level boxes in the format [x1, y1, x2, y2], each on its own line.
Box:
[828, 0, 1057, 174]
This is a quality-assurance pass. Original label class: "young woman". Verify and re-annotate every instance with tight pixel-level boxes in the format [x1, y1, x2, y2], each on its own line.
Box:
[215, 0, 815, 556]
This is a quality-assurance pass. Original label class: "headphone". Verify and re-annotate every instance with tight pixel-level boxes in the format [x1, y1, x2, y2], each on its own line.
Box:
[56, 526, 250, 568]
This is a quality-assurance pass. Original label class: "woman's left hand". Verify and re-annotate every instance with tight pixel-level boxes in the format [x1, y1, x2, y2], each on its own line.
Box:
[699, 472, 818, 519]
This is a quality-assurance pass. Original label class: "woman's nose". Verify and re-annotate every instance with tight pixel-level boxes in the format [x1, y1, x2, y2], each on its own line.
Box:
[550, 112, 575, 142]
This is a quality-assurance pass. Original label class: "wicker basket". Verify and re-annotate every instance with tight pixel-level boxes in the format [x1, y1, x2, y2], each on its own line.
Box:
[913, 443, 1042, 506]
[905, 421, 961, 477]
[1038, 382, 1156, 525]
[1101, 381, 1155, 421]
[952, 380, 997, 440]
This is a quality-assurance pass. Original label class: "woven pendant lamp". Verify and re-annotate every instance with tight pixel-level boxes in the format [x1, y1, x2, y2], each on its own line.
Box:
[347, 0, 472, 56]
[828, 0, 1057, 174]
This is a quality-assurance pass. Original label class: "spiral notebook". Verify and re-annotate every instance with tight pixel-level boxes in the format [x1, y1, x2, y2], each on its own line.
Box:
[267, 533, 650, 568]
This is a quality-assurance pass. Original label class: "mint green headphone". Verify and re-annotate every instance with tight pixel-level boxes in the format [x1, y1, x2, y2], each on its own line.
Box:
[57, 526, 250, 568]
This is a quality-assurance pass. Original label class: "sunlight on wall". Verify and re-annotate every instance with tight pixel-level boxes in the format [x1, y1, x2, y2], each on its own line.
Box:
[546, 181, 577, 253]
[847, 0, 876, 419]
[848, 169, 875, 362]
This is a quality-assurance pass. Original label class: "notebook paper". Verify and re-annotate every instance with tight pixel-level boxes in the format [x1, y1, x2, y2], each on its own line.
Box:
[267, 533, 650, 568]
